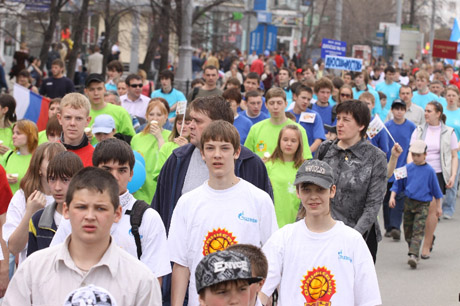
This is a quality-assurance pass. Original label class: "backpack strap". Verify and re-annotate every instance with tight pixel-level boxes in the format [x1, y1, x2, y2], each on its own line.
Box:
[4, 150, 14, 165]
[126, 200, 151, 259]
[317, 140, 333, 161]
[191, 86, 200, 101]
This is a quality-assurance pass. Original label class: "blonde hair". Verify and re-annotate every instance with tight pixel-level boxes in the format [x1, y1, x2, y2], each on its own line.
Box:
[142, 99, 169, 134]
[60, 93, 91, 116]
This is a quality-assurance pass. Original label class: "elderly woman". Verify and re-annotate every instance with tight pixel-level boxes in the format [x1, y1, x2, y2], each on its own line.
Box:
[315, 100, 388, 263]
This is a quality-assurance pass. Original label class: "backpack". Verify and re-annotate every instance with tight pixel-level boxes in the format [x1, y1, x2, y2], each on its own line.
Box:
[126, 200, 151, 259]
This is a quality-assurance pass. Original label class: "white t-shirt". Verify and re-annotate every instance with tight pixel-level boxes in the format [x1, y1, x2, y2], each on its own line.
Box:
[50, 191, 171, 277]
[261, 220, 381, 306]
[3, 189, 54, 264]
[168, 179, 278, 306]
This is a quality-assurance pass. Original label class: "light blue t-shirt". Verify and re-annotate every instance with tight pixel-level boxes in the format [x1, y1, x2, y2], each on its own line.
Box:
[352, 85, 381, 117]
[375, 82, 401, 120]
[151, 88, 187, 118]
[445, 108, 460, 159]
[412, 91, 439, 110]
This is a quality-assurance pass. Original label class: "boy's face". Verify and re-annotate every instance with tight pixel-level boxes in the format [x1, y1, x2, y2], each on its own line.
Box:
[201, 139, 241, 179]
[189, 109, 213, 146]
[360, 98, 374, 113]
[316, 87, 331, 104]
[415, 77, 428, 90]
[411, 152, 426, 165]
[51, 64, 63, 78]
[297, 183, 336, 217]
[266, 97, 287, 120]
[63, 188, 122, 245]
[244, 78, 258, 92]
[107, 69, 121, 79]
[57, 107, 91, 144]
[246, 96, 262, 117]
[85, 82, 106, 106]
[295, 91, 312, 111]
[48, 176, 71, 205]
[385, 71, 394, 82]
[97, 160, 133, 195]
[160, 77, 172, 91]
[278, 70, 290, 84]
[391, 106, 406, 121]
[226, 83, 238, 90]
[302, 69, 315, 81]
[199, 281, 250, 306]
[248, 279, 264, 306]
[204, 69, 218, 87]
[95, 130, 116, 143]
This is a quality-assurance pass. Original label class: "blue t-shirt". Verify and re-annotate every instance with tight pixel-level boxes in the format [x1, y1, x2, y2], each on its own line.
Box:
[311, 103, 333, 127]
[375, 82, 401, 120]
[105, 83, 117, 92]
[239, 110, 269, 125]
[369, 116, 390, 156]
[284, 88, 293, 107]
[436, 96, 447, 109]
[412, 91, 439, 110]
[353, 85, 381, 116]
[241, 96, 269, 115]
[391, 162, 443, 202]
[234, 115, 252, 144]
[151, 88, 187, 118]
[385, 119, 417, 182]
[290, 109, 326, 147]
[445, 108, 460, 159]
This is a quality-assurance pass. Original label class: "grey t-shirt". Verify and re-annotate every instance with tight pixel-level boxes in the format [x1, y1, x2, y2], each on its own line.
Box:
[182, 147, 209, 195]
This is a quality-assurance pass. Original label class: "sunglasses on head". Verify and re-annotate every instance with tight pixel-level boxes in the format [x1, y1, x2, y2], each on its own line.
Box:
[130, 84, 143, 88]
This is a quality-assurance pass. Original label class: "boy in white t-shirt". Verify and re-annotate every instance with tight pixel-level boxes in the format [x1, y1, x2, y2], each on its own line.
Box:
[168, 120, 278, 306]
[260, 159, 381, 306]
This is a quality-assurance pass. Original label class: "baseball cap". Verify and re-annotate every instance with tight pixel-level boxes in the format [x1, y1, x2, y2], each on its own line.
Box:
[92, 114, 115, 134]
[195, 250, 262, 293]
[391, 98, 406, 109]
[294, 159, 335, 189]
[409, 139, 427, 154]
[85, 73, 105, 87]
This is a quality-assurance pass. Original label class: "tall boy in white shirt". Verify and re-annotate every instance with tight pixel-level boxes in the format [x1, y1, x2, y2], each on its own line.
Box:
[168, 120, 278, 306]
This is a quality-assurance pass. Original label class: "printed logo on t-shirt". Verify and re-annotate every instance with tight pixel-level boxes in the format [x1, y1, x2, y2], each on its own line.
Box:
[287, 182, 296, 194]
[238, 211, 258, 223]
[202, 228, 237, 256]
[300, 266, 336, 305]
[257, 140, 267, 152]
[337, 250, 352, 263]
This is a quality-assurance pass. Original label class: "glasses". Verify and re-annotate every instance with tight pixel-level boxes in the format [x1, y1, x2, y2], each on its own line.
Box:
[340, 93, 352, 98]
[129, 84, 143, 88]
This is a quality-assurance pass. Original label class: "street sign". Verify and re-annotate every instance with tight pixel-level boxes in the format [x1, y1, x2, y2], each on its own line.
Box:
[257, 11, 272, 23]
[432, 40, 458, 60]
[325, 55, 363, 72]
[321, 38, 346, 59]
[266, 25, 277, 51]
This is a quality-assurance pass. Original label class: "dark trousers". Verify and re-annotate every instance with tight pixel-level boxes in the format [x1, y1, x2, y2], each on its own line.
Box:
[382, 182, 405, 232]
[0, 65, 8, 92]
[365, 223, 378, 264]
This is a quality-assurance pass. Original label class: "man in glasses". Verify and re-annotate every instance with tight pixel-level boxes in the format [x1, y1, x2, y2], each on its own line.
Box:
[120, 74, 150, 120]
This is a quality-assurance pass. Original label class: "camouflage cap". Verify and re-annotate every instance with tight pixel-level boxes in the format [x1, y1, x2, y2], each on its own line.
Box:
[195, 250, 263, 293]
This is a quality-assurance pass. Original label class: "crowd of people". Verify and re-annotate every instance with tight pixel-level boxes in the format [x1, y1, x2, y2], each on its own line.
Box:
[0, 43, 459, 305]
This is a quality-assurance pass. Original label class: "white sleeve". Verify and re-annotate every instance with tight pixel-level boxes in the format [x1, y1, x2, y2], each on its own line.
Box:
[167, 199, 189, 267]
[2, 258, 32, 305]
[353, 236, 382, 306]
[260, 229, 284, 297]
[3, 190, 26, 243]
[140, 209, 171, 277]
[49, 218, 71, 247]
[258, 192, 278, 245]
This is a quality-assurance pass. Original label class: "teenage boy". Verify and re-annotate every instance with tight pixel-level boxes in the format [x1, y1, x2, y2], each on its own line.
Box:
[311, 78, 334, 131]
[3, 167, 162, 305]
[105, 60, 123, 91]
[39, 59, 75, 99]
[245, 87, 312, 159]
[195, 250, 262, 306]
[120, 74, 151, 119]
[51, 138, 171, 280]
[277, 67, 293, 105]
[389, 140, 443, 268]
[27, 151, 84, 256]
[223, 88, 252, 144]
[242, 72, 269, 114]
[57, 93, 94, 167]
[187, 65, 222, 102]
[412, 70, 441, 109]
[168, 120, 277, 306]
[386, 85, 425, 126]
[227, 244, 268, 306]
[239, 90, 269, 125]
[260, 159, 381, 305]
[84, 74, 136, 144]
[375, 66, 401, 120]
[383, 99, 416, 240]
[151, 69, 187, 121]
[289, 85, 325, 153]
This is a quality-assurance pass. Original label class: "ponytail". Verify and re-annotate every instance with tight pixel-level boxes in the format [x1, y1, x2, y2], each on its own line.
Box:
[441, 114, 447, 124]
[0, 94, 17, 126]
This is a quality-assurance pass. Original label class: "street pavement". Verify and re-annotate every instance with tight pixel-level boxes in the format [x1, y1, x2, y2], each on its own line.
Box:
[376, 199, 460, 305]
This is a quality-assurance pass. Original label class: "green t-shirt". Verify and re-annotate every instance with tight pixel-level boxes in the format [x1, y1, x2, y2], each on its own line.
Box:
[266, 160, 300, 228]
[0, 150, 32, 195]
[152, 141, 179, 182]
[0, 127, 13, 153]
[89, 103, 136, 145]
[131, 129, 171, 203]
[244, 118, 312, 159]
[38, 130, 48, 145]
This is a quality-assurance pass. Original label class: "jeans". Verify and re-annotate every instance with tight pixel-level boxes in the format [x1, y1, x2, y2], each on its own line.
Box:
[0, 65, 8, 92]
[442, 158, 460, 217]
[382, 182, 406, 232]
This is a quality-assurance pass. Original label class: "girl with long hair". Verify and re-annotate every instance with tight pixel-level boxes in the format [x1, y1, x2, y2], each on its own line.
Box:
[0, 94, 17, 154]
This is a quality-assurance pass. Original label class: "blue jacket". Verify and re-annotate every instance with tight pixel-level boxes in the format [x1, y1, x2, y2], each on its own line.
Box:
[27, 202, 58, 256]
[152, 143, 274, 232]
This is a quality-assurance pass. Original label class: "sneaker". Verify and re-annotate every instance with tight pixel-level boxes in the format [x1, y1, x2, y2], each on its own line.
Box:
[384, 231, 392, 238]
[391, 229, 401, 241]
[442, 214, 452, 220]
[408, 255, 418, 269]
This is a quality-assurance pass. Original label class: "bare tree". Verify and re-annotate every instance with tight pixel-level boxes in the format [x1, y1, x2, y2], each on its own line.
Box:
[66, 0, 90, 81]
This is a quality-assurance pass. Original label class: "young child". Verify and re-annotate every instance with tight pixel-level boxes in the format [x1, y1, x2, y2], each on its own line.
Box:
[245, 87, 311, 159]
[389, 140, 443, 268]
[3, 167, 161, 305]
[168, 120, 277, 306]
[27, 151, 83, 256]
[44, 115, 62, 143]
[412, 70, 441, 110]
[195, 250, 263, 306]
[227, 244, 268, 306]
[260, 159, 381, 305]
[266, 125, 304, 227]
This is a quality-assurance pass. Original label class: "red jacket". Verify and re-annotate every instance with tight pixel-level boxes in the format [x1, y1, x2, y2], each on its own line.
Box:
[0, 165, 13, 214]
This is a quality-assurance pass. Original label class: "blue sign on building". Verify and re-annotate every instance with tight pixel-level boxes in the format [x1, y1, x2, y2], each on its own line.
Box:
[250, 24, 278, 55]
[321, 38, 347, 59]
[254, 0, 267, 10]
[266, 25, 277, 52]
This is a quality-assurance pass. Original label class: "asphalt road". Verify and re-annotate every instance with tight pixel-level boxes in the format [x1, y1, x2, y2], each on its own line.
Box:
[376, 199, 460, 306]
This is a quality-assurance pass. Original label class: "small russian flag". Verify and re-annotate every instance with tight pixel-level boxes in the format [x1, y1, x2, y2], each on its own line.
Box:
[13, 84, 50, 131]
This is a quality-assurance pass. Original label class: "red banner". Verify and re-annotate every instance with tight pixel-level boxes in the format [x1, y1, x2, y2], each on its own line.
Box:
[432, 40, 458, 60]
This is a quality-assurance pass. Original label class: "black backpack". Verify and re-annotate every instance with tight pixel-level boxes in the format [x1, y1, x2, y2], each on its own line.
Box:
[126, 200, 151, 259]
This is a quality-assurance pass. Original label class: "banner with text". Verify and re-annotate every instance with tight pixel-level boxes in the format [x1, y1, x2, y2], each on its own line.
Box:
[321, 38, 346, 59]
[325, 55, 363, 72]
